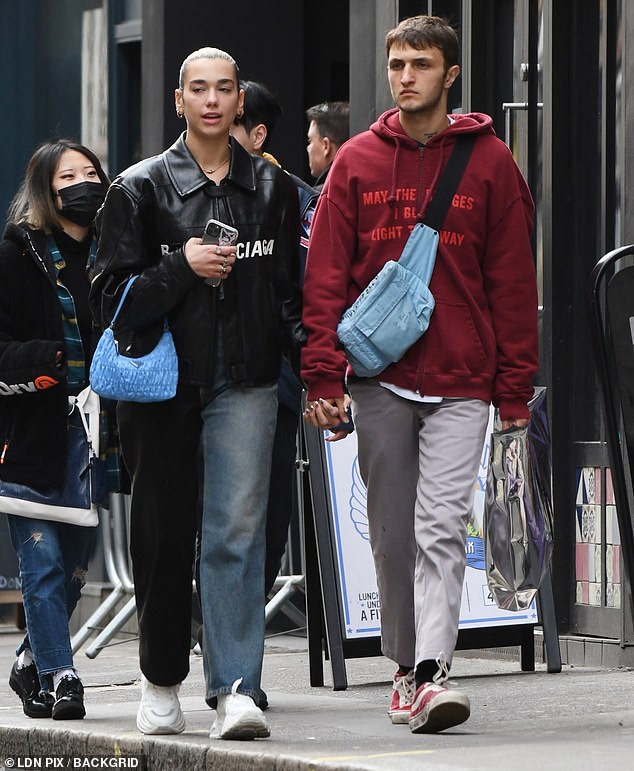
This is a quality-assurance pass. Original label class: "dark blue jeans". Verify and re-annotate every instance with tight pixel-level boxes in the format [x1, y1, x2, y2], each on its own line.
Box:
[6, 515, 96, 688]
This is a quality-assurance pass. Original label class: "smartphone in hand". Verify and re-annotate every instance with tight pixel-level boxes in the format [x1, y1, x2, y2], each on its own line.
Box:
[201, 219, 239, 287]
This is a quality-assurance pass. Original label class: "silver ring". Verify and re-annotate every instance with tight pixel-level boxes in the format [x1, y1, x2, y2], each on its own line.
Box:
[215, 246, 221, 255]
[221, 265, 227, 274]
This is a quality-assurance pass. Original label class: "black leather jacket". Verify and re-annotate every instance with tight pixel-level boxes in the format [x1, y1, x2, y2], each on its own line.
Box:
[89, 134, 304, 388]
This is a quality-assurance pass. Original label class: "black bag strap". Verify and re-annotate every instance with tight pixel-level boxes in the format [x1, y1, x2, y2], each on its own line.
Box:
[420, 134, 476, 232]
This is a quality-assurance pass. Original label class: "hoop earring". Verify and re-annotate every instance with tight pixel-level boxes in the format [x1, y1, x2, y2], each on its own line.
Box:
[176, 109, 184, 119]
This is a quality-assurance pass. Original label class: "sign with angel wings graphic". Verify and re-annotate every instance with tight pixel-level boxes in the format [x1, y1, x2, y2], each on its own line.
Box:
[323, 407, 537, 640]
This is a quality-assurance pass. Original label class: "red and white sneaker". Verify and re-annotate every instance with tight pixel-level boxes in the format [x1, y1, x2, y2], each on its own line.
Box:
[408, 681, 470, 733]
[388, 669, 416, 724]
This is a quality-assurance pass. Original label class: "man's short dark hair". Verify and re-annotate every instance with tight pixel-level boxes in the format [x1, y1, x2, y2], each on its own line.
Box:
[385, 15, 460, 70]
[235, 80, 282, 150]
[305, 101, 350, 149]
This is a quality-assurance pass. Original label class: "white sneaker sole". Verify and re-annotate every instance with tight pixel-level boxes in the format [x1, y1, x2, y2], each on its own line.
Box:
[211, 710, 270, 740]
[136, 708, 185, 735]
[409, 691, 470, 733]
[388, 708, 410, 725]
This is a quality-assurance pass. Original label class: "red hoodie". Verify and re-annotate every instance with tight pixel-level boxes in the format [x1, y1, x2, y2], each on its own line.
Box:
[301, 109, 539, 421]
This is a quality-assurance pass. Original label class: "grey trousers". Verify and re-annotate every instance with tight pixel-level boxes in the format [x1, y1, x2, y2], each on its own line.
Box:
[347, 379, 490, 669]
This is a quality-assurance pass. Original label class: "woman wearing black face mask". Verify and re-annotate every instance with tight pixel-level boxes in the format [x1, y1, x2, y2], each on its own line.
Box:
[0, 139, 110, 721]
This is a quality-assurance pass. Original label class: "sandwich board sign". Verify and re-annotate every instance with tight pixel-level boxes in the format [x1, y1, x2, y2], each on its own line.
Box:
[321, 407, 537, 642]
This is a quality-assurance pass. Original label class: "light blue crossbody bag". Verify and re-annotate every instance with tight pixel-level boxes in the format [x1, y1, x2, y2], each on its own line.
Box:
[337, 135, 475, 377]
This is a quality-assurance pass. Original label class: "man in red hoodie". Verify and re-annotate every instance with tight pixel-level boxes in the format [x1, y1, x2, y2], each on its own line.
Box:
[302, 15, 538, 734]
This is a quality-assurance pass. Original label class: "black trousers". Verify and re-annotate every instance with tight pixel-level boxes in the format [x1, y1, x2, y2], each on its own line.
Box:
[117, 387, 202, 686]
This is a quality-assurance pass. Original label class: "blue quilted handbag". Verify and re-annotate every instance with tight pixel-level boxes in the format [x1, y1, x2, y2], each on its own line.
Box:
[90, 276, 178, 402]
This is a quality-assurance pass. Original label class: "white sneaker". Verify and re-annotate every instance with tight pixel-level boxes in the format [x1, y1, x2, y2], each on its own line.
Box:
[136, 675, 185, 735]
[210, 678, 270, 740]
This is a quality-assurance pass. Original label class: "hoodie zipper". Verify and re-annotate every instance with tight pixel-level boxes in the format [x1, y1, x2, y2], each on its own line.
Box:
[414, 141, 439, 394]
[418, 144, 427, 216]
[413, 143, 427, 394]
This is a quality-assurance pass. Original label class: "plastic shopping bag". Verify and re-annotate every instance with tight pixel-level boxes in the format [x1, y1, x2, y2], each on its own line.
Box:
[483, 389, 554, 611]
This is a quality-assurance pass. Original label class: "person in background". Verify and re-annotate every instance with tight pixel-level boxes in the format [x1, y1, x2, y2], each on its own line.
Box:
[301, 15, 538, 734]
[231, 80, 283, 169]
[0, 139, 110, 721]
[233, 79, 318, 598]
[90, 47, 303, 741]
[305, 101, 350, 190]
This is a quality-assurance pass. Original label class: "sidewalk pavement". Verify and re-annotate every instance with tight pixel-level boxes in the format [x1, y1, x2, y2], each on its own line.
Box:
[0, 623, 633, 771]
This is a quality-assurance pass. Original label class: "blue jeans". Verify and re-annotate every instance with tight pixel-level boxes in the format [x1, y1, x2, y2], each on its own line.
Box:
[6, 515, 96, 688]
[199, 382, 277, 703]
[118, 376, 277, 702]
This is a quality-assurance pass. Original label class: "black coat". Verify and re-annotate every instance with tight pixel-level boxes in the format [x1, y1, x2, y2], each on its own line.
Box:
[0, 225, 70, 488]
[90, 134, 305, 388]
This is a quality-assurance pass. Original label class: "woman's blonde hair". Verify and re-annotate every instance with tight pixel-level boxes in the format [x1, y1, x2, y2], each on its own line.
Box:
[178, 46, 240, 91]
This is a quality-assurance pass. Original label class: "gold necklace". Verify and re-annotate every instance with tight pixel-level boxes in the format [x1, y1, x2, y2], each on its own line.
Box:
[204, 157, 229, 175]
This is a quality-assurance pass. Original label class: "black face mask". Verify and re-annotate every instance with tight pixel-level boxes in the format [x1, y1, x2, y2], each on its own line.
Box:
[56, 181, 106, 227]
